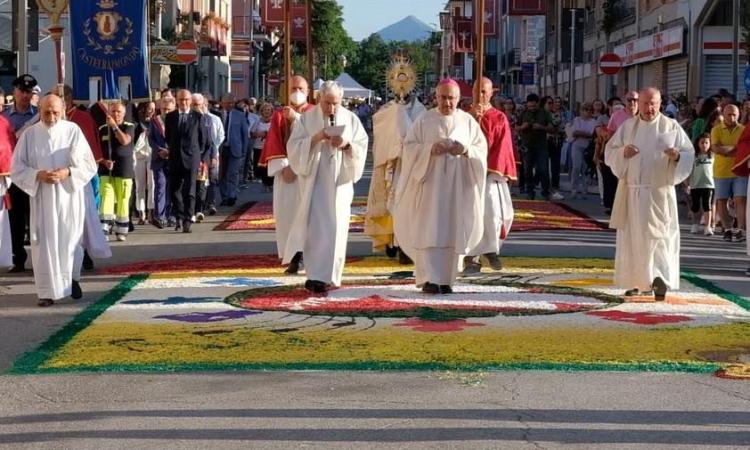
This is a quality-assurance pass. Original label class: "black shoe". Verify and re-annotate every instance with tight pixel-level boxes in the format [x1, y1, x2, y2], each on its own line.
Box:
[8, 264, 26, 273]
[652, 277, 668, 301]
[37, 298, 54, 307]
[398, 249, 413, 265]
[151, 218, 164, 229]
[182, 221, 192, 233]
[481, 253, 503, 271]
[723, 230, 733, 242]
[71, 280, 82, 299]
[385, 245, 398, 258]
[528, 192, 536, 200]
[624, 288, 640, 296]
[175, 221, 182, 231]
[422, 282, 440, 294]
[439, 285, 453, 294]
[82, 251, 94, 271]
[208, 207, 217, 216]
[304, 279, 327, 293]
[284, 252, 303, 274]
[128, 221, 135, 233]
[227, 198, 237, 207]
[462, 256, 481, 275]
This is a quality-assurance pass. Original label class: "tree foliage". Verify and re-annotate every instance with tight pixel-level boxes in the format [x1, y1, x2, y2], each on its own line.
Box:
[348, 33, 438, 96]
[310, 0, 357, 80]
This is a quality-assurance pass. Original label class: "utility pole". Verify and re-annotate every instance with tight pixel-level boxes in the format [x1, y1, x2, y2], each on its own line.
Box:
[569, 8, 576, 114]
[732, 0, 740, 95]
[16, 0, 29, 76]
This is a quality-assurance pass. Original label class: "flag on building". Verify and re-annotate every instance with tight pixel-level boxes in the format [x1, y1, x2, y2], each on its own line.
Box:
[69, 0, 150, 102]
[453, 18, 474, 53]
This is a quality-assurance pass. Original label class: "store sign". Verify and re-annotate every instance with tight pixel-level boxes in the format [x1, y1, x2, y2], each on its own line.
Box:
[151, 45, 183, 65]
[614, 27, 684, 67]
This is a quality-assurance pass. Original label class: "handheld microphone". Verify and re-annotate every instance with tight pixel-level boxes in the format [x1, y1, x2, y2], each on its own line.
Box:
[329, 114, 335, 127]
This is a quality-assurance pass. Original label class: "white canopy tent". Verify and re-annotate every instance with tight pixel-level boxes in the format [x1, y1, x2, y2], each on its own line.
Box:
[334, 72, 372, 99]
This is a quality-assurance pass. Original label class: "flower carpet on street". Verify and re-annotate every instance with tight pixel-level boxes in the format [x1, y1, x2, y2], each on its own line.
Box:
[214, 198, 368, 232]
[214, 200, 608, 233]
[10, 256, 750, 378]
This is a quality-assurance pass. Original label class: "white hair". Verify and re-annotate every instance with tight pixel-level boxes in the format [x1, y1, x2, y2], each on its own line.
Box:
[191, 93, 205, 104]
[319, 80, 343, 99]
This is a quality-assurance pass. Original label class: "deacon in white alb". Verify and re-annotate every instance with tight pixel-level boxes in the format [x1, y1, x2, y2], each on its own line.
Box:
[394, 79, 488, 294]
[285, 81, 368, 292]
[604, 87, 694, 300]
[10, 95, 97, 307]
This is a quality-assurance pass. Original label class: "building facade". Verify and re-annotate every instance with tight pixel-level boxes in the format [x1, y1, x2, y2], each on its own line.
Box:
[539, 0, 748, 106]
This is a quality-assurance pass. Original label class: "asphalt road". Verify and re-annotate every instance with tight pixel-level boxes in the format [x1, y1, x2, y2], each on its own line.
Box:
[0, 177, 748, 449]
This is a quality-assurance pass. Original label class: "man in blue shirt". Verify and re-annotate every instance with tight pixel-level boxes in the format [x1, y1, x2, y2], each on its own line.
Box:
[2, 74, 38, 272]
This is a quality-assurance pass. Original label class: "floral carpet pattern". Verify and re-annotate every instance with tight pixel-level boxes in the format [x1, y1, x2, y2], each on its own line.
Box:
[214, 200, 607, 233]
[10, 256, 750, 377]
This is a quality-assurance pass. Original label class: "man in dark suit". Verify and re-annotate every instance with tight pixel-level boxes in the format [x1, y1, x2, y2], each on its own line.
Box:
[164, 89, 208, 233]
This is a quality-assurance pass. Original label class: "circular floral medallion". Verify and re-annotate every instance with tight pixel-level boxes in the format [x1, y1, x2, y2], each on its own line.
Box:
[225, 279, 621, 319]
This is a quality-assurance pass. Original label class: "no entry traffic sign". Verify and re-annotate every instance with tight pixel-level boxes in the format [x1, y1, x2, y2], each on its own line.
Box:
[599, 53, 623, 75]
[176, 40, 199, 64]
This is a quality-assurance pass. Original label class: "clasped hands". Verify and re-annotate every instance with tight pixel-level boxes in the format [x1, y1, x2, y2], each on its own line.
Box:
[36, 167, 70, 184]
[623, 144, 680, 161]
[431, 138, 466, 156]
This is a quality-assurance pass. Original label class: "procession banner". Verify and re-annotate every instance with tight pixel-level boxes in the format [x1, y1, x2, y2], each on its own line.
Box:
[69, 0, 150, 101]
[263, 0, 285, 25]
[291, 3, 308, 42]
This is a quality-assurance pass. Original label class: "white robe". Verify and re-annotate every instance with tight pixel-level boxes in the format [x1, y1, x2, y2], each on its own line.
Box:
[284, 105, 368, 286]
[472, 173, 513, 255]
[10, 121, 97, 300]
[604, 113, 694, 291]
[268, 111, 302, 259]
[0, 177, 11, 268]
[394, 109, 488, 286]
[365, 100, 425, 249]
[81, 183, 112, 260]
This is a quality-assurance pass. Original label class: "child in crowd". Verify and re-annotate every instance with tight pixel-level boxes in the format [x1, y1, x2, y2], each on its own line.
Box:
[689, 133, 715, 236]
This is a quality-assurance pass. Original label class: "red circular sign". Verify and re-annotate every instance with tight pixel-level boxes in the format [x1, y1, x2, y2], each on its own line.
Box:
[599, 53, 623, 75]
[175, 40, 198, 64]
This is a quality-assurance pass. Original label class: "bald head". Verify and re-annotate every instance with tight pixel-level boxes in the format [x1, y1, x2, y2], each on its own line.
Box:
[39, 94, 64, 127]
[436, 81, 460, 116]
[638, 87, 661, 121]
[723, 103, 740, 127]
[473, 77, 494, 106]
[289, 75, 309, 107]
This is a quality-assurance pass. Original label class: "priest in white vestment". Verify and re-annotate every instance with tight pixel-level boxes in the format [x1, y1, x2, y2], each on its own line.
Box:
[364, 96, 425, 259]
[394, 79, 488, 294]
[604, 88, 694, 300]
[285, 81, 368, 293]
[10, 95, 97, 307]
[259, 75, 315, 274]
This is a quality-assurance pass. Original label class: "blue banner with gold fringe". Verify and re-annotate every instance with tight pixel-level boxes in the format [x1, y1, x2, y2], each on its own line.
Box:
[69, 0, 149, 102]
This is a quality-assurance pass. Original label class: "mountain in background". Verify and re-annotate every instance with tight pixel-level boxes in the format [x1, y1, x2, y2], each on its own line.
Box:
[374, 15, 435, 43]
